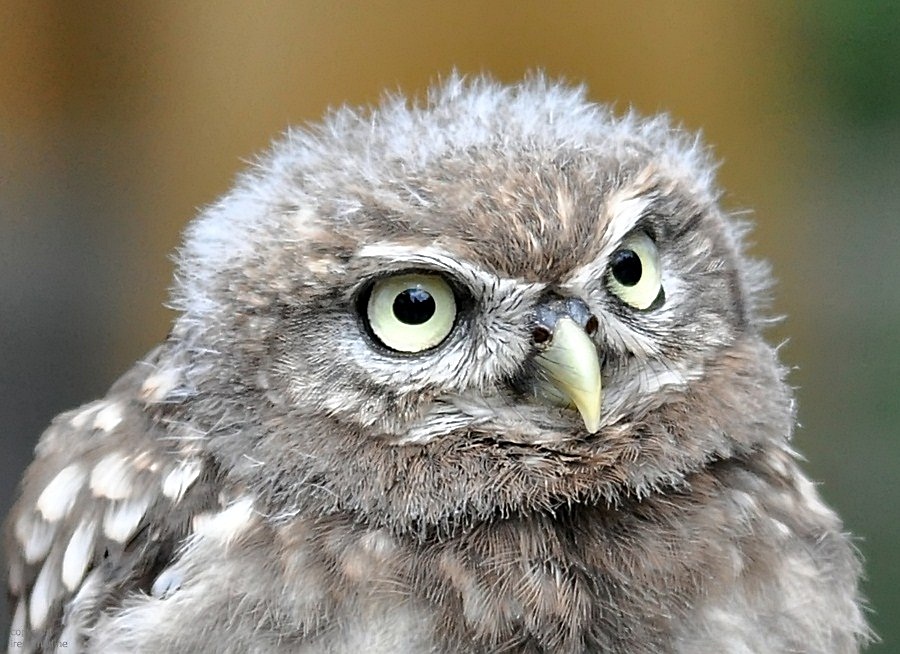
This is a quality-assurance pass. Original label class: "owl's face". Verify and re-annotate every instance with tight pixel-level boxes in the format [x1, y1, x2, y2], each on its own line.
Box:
[271, 160, 743, 441]
[167, 78, 785, 532]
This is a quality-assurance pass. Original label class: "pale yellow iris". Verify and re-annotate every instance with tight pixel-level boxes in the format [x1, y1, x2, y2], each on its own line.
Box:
[368, 274, 456, 352]
[607, 232, 662, 310]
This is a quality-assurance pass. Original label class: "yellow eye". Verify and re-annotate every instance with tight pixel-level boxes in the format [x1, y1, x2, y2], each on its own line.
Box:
[366, 274, 457, 352]
[606, 232, 663, 310]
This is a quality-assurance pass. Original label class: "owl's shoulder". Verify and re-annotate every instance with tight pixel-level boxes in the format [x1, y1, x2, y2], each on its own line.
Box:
[669, 451, 870, 652]
[5, 348, 221, 651]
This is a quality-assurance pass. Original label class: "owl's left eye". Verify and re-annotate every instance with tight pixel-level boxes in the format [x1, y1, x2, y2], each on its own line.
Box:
[365, 273, 457, 353]
[606, 231, 663, 310]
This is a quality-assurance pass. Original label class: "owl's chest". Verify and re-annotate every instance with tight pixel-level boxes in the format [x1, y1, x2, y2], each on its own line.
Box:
[304, 509, 719, 654]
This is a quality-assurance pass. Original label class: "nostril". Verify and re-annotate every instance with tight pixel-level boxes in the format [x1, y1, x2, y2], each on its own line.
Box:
[584, 315, 599, 336]
[531, 326, 552, 344]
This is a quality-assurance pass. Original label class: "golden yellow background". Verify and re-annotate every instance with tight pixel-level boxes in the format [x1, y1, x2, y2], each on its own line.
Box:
[2, 2, 897, 647]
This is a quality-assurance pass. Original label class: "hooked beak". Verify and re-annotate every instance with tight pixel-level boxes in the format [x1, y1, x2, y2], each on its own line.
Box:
[532, 315, 603, 434]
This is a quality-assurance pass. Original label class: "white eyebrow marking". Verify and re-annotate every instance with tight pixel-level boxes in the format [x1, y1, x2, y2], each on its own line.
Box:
[103, 495, 152, 543]
[90, 453, 135, 500]
[36, 464, 86, 522]
[62, 519, 97, 592]
[604, 191, 653, 247]
[162, 460, 202, 503]
[564, 190, 652, 290]
[355, 243, 500, 288]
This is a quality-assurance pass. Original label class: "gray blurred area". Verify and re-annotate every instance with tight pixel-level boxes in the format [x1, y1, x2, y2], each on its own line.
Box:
[1, 2, 897, 649]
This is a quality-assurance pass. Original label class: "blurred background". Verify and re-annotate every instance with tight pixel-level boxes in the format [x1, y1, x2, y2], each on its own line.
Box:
[1, 1, 897, 648]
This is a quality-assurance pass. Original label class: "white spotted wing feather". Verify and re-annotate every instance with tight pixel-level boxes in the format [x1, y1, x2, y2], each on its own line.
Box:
[5, 349, 214, 652]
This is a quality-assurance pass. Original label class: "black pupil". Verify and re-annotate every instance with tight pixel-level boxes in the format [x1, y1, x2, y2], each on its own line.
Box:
[393, 288, 436, 325]
[611, 250, 642, 287]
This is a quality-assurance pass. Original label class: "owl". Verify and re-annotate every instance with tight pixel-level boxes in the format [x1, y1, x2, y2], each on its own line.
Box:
[5, 75, 868, 653]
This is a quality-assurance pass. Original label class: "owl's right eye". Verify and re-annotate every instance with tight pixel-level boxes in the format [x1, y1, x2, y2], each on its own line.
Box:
[364, 273, 457, 353]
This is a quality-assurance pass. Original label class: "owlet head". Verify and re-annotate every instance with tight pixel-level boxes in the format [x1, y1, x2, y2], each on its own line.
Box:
[168, 74, 777, 476]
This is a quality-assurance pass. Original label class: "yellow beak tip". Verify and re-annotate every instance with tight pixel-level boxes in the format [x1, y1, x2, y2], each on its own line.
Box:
[581, 413, 601, 434]
[571, 393, 602, 434]
[533, 318, 603, 434]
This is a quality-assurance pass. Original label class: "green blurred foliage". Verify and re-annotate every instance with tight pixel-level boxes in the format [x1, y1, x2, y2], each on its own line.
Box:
[810, 0, 900, 124]
[795, 2, 900, 650]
